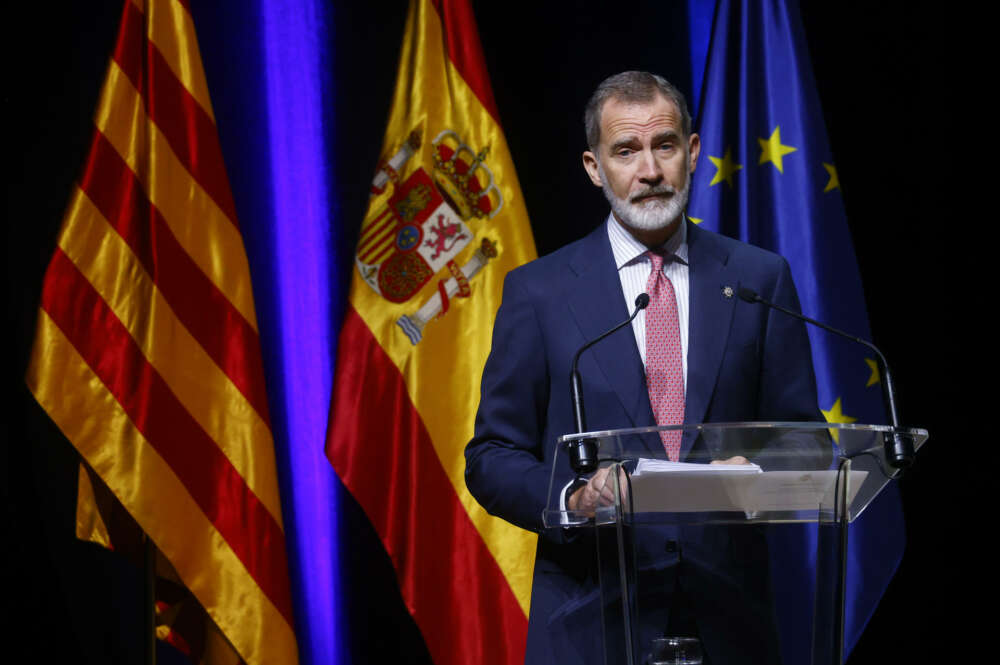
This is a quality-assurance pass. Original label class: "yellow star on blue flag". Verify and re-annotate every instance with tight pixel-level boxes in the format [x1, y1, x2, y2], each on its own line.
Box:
[758, 126, 797, 173]
[823, 162, 840, 192]
[708, 147, 743, 187]
[865, 358, 880, 387]
[822, 396, 857, 443]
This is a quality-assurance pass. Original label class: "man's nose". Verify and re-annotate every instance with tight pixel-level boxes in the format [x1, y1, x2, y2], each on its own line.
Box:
[636, 149, 663, 183]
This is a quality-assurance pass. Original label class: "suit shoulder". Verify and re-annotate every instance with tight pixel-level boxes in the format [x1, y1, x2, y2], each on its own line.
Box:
[502, 229, 603, 296]
[691, 224, 790, 273]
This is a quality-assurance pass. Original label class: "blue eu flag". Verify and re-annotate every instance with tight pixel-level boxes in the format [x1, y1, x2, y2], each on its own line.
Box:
[688, 0, 904, 660]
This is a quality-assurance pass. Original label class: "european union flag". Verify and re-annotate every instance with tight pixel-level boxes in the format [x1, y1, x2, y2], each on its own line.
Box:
[688, 0, 904, 660]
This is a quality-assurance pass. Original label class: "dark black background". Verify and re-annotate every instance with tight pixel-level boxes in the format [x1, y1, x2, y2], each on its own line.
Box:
[5, 1, 977, 662]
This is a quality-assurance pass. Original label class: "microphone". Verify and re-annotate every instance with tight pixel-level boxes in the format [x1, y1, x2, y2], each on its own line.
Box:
[737, 287, 913, 468]
[567, 293, 650, 474]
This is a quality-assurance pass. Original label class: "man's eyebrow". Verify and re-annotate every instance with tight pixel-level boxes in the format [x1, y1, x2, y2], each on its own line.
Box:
[609, 130, 681, 152]
[652, 130, 681, 143]
[609, 136, 640, 152]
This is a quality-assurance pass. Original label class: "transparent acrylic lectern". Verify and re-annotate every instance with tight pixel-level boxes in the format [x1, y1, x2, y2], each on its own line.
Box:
[542, 422, 928, 665]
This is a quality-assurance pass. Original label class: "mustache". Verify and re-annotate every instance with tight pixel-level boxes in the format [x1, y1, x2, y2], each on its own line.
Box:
[629, 185, 677, 204]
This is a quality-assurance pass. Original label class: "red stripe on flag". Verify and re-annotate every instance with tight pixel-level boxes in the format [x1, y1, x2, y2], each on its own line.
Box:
[113, 0, 240, 227]
[358, 209, 394, 248]
[41, 248, 295, 626]
[79, 130, 272, 428]
[327, 307, 528, 665]
[359, 235, 395, 265]
[429, 0, 501, 125]
[358, 221, 396, 257]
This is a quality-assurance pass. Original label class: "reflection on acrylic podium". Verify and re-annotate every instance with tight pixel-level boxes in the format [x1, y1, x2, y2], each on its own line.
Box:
[544, 422, 928, 665]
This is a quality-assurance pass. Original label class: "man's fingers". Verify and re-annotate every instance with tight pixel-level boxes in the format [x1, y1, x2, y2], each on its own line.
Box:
[598, 486, 615, 505]
[711, 455, 750, 465]
[572, 466, 628, 513]
[592, 469, 619, 506]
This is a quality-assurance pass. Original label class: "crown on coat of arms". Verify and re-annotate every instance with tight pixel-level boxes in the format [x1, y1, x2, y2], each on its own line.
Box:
[431, 130, 502, 220]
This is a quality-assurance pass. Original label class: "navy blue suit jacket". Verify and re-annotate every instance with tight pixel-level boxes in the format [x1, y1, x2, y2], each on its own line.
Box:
[466, 221, 825, 664]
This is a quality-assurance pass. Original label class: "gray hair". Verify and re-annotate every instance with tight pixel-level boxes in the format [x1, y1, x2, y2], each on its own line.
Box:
[584, 71, 692, 150]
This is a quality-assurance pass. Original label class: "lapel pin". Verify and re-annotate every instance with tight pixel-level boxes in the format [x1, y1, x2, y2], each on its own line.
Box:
[723, 286, 734, 299]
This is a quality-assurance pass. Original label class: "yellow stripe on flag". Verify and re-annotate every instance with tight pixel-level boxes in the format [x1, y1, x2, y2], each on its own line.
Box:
[94, 60, 259, 331]
[57, 187, 284, 525]
[145, 0, 217, 122]
[27, 313, 298, 665]
[76, 463, 113, 548]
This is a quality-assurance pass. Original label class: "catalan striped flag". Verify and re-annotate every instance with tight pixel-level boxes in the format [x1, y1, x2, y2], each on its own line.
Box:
[326, 0, 538, 663]
[25, 1, 298, 663]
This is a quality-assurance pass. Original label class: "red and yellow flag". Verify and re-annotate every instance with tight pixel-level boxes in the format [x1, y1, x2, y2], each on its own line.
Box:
[326, 0, 538, 663]
[25, 1, 298, 663]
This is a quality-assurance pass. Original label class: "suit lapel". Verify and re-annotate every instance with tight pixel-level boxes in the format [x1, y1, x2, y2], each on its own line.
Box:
[565, 226, 654, 434]
[562, 223, 742, 458]
[682, 223, 739, 457]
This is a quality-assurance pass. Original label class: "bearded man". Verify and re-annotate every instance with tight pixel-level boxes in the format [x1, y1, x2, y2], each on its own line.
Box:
[465, 71, 825, 665]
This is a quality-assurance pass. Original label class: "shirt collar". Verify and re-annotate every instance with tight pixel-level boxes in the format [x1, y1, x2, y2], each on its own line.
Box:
[606, 212, 689, 270]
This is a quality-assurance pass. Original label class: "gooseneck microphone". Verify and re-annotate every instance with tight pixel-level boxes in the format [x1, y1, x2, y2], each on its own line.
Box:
[567, 293, 650, 474]
[737, 287, 913, 468]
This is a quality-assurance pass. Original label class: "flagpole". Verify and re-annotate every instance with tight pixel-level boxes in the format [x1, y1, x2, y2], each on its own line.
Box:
[143, 533, 156, 665]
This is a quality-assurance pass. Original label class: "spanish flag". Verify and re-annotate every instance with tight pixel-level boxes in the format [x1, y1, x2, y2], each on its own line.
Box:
[326, 0, 537, 663]
[25, 1, 298, 663]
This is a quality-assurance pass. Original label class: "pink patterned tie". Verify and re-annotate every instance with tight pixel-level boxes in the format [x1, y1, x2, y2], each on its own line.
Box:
[645, 250, 685, 461]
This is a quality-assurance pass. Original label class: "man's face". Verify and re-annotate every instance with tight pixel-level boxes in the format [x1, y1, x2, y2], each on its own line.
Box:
[582, 94, 700, 241]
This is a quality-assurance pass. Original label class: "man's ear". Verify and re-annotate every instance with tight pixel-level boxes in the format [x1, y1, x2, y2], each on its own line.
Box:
[687, 133, 701, 174]
[582, 150, 603, 188]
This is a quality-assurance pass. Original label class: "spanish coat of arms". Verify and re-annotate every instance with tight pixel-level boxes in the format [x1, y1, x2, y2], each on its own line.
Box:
[356, 129, 502, 344]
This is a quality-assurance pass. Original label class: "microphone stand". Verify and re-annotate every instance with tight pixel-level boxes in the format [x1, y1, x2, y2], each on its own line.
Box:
[737, 287, 913, 468]
[567, 293, 649, 475]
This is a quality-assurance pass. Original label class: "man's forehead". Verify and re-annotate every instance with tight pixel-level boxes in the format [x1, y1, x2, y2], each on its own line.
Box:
[600, 94, 683, 143]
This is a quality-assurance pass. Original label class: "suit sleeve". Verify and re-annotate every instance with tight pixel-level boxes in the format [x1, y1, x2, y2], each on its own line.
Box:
[465, 272, 554, 533]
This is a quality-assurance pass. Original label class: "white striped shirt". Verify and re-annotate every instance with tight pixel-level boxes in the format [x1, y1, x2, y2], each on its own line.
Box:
[560, 216, 692, 513]
[606, 214, 689, 389]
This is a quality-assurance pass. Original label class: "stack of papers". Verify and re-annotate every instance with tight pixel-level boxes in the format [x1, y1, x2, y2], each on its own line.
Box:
[633, 459, 762, 476]
[620, 459, 866, 515]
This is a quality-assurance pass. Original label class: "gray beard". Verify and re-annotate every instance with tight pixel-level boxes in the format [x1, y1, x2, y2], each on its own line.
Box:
[599, 161, 690, 232]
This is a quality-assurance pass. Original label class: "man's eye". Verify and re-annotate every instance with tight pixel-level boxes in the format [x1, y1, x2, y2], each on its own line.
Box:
[616, 148, 634, 157]
[658, 143, 675, 152]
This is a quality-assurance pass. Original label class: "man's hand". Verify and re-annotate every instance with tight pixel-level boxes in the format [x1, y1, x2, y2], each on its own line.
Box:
[710, 455, 750, 465]
[567, 466, 626, 516]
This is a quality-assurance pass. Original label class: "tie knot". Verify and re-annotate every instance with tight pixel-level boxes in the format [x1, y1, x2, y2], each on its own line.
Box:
[646, 249, 666, 273]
